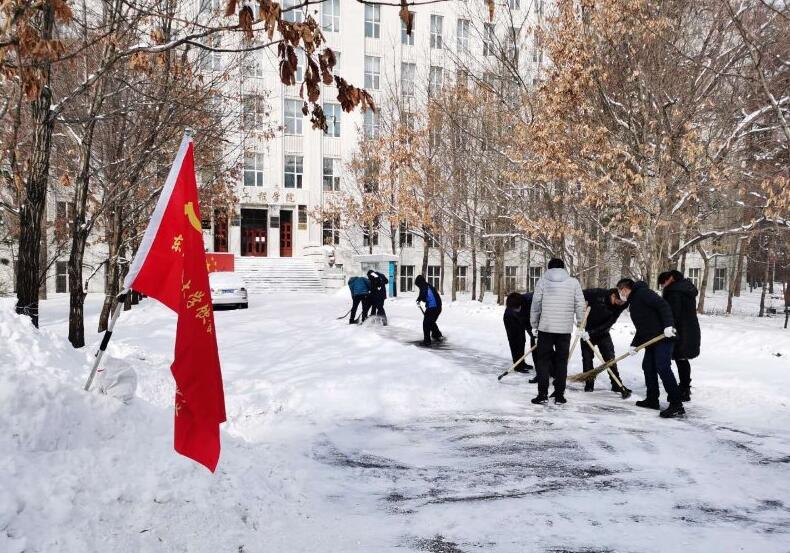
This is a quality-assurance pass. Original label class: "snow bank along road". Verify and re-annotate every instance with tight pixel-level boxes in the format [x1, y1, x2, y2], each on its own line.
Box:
[3, 291, 790, 552]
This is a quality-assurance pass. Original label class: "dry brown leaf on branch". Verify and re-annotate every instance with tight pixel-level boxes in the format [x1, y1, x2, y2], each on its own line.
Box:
[239, 5, 255, 40]
[225, 0, 238, 17]
[486, 0, 495, 21]
[399, 2, 413, 36]
[310, 104, 328, 132]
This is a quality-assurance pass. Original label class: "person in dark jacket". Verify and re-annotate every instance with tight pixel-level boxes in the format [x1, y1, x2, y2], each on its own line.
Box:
[616, 278, 684, 418]
[580, 288, 632, 398]
[415, 274, 443, 346]
[367, 270, 388, 325]
[347, 276, 371, 324]
[658, 270, 701, 402]
[503, 292, 535, 374]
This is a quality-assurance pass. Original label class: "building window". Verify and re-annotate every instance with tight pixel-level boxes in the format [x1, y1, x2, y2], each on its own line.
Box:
[425, 232, 438, 248]
[199, 0, 222, 15]
[242, 95, 266, 129]
[457, 19, 470, 52]
[284, 155, 303, 188]
[401, 62, 416, 97]
[713, 267, 727, 292]
[505, 266, 518, 292]
[284, 99, 303, 135]
[456, 266, 468, 292]
[364, 56, 381, 90]
[483, 23, 495, 56]
[364, 4, 380, 38]
[508, 0, 520, 9]
[324, 102, 341, 137]
[363, 219, 379, 246]
[399, 222, 413, 247]
[243, 152, 264, 187]
[56, 201, 75, 224]
[427, 265, 441, 288]
[363, 109, 380, 138]
[199, 35, 222, 72]
[528, 266, 542, 291]
[401, 111, 416, 131]
[507, 27, 519, 60]
[400, 265, 415, 292]
[537, 0, 544, 17]
[401, 12, 415, 45]
[429, 66, 443, 96]
[322, 0, 340, 32]
[298, 204, 308, 229]
[242, 52, 263, 78]
[430, 15, 443, 49]
[282, 0, 303, 23]
[294, 49, 305, 82]
[56, 261, 68, 293]
[687, 267, 701, 288]
[323, 157, 341, 191]
[323, 216, 340, 245]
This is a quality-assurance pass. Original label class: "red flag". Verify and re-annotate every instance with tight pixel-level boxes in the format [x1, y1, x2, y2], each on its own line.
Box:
[124, 133, 226, 472]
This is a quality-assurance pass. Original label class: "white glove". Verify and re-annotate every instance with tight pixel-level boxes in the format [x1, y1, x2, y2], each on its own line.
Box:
[664, 326, 677, 338]
[628, 347, 638, 356]
[580, 330, 590, 341]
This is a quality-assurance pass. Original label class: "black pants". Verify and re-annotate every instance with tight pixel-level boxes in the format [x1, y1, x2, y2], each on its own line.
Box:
[675, 359, 691, 389]
[370, 294, 387, 323]
[535, 331, 571, 397]
[504, 318, 535, 370]
[423, 307, 442, 343]
[643, 340, 681, 404]
[580, 333, 625, 391]
[350, 295, 370, 323]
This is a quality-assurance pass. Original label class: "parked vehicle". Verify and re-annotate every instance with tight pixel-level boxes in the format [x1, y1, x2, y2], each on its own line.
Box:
[209, 272, 248, 309]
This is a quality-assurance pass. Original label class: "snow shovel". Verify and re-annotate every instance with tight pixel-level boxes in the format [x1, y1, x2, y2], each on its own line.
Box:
[336, 307, 352, 320]
[567, 305, 591, 363]
[497, 343, 539, 381]
[568, 334, 666, 383]
[582, 337, 630, 398]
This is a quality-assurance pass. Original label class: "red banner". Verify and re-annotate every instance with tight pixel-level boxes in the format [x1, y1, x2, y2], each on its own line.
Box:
[124, 134, 226, 472]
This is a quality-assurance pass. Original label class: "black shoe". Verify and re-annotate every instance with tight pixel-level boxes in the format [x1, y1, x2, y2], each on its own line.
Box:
[531, 395, 548, 405]
[635, 398, 660, 410]
[420, 340, 431, 347]
[679, 387, 691, 402]
[554, 394, 567, 405]
[620, 387, 633, 400]
[549, 390, 556, 398]
[660, 403, 686, 418]
[434, 335, 445, 342]
[349, 319, 358, 325]
[514, 364, 531, 374]
[584, 382, 594, 392]
[528, 376, 538, 384]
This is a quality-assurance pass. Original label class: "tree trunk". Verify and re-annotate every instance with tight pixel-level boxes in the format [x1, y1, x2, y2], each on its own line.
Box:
[421, 227, 429, 276]
[451, 250, 458, 302]
[696, 245, 709, 315]
[439, 245, 445, 295]
[470, 236, 477, 301]
[759, 249, 771, 317]
[726, 238, 744, 315]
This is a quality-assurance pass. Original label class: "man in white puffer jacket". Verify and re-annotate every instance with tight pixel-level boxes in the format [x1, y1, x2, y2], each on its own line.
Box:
[530, 258, 586, 405]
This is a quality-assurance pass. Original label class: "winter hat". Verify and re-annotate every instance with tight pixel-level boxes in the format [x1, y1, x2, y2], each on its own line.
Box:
[505, 292, 524, 310]
[415, 274, 427, 287]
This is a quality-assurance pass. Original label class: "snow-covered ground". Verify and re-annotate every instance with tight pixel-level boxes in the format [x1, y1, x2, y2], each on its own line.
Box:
[2, 289, 789, 553]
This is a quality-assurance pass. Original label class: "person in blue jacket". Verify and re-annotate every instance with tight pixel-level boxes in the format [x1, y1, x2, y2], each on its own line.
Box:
[347, 275, 371, 324]
[415, 274, 443, 346]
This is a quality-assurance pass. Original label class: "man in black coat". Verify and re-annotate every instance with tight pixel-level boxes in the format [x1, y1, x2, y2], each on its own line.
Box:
[415, 274, 443, 346]
[580, 288, 632, 398]
[616, 278, 685, 418]
[503, 292, 535, 374]
[367, 270, 388, 325]
[658, 270, 701, 402]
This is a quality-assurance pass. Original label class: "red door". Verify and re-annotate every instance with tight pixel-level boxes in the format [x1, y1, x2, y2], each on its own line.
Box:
[213, 209, 228, 252]
[242, 228, 267, 256]
[280, 211, 293, 257]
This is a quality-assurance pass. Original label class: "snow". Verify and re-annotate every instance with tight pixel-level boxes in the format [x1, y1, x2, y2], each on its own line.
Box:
[2, 288, 790, 552]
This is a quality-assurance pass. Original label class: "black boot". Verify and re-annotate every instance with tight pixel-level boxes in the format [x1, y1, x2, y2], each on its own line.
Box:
[620, 387, 633, 400]
[635, 398, 660, 410]
[660, 403, 686, 418]
[584, 381, 594, 392]
[528, 376, 538, 384]
[514, 363, 533, 374]
[554, 394, 567, 405]
[531, 395, 548, 405]
[679, 386, 691, 402]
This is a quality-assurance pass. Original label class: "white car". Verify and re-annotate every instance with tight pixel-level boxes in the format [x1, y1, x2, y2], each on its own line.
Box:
[209, 272, 248, 309]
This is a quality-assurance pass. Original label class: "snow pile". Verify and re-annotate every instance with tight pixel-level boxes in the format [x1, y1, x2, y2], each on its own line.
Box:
[0, 302, 285, 553]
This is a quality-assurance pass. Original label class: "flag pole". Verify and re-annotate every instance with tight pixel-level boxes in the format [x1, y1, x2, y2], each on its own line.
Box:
[84, 291, 128, 391]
